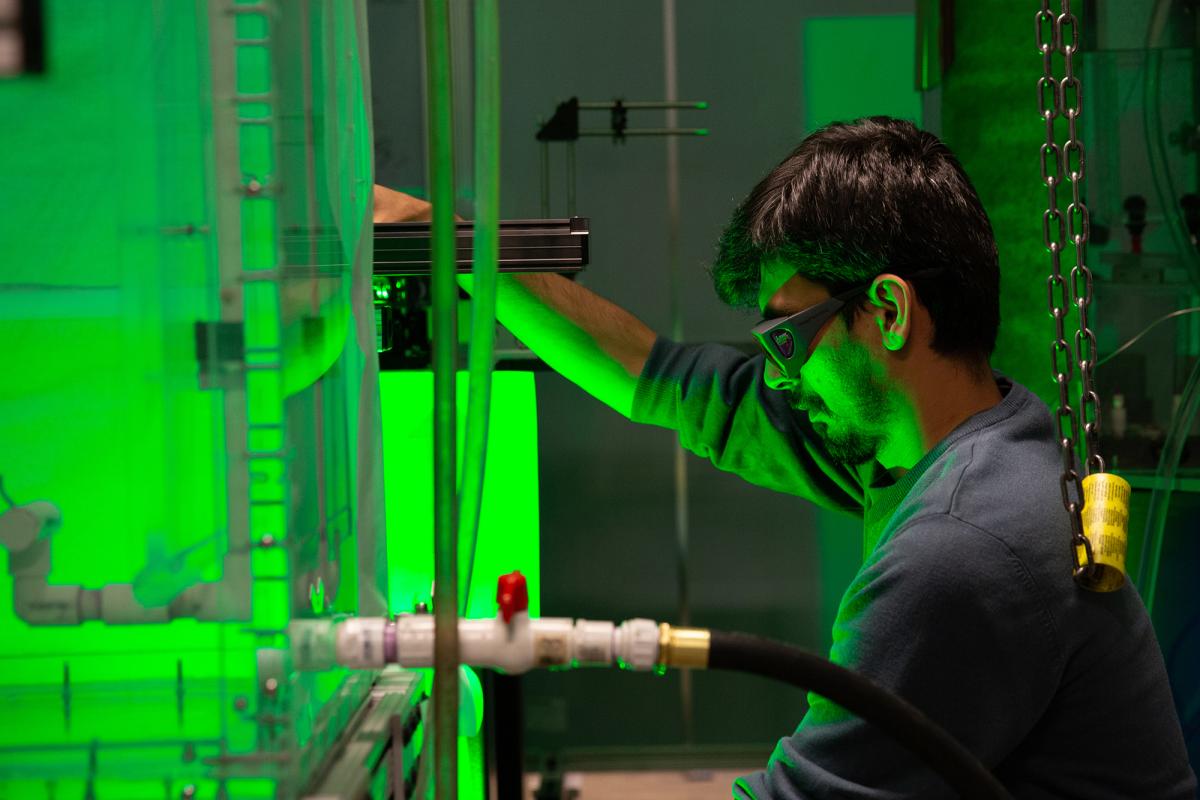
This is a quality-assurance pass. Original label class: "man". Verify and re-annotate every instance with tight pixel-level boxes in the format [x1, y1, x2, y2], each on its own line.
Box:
[376, 117, 1195, 797]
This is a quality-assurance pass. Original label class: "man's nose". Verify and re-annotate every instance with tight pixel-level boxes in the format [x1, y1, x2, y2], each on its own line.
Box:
[764, 360, 798, 391]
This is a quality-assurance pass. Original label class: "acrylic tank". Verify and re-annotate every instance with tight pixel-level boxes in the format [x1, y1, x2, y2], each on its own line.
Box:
[0, 1, 390, 797]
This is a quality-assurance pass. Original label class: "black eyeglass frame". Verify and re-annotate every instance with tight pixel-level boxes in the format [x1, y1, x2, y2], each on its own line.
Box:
[752, 268, 945, 379]
[751, 284, 870, 380]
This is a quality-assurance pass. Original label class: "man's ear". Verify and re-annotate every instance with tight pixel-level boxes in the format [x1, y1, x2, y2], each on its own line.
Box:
[869, 273, 912, 352]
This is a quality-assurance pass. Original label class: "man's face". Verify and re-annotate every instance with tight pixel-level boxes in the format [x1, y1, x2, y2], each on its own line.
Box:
[757, 261, 893, 465]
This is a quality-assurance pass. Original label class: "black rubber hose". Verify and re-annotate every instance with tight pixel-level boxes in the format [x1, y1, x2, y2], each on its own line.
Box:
[707, 630, 1011, 800]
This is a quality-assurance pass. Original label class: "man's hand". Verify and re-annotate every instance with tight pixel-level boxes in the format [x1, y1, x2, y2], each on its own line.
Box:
[373, 184, 432, 223]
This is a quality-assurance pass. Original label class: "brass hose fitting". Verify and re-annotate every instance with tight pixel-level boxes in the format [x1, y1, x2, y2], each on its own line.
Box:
[657, 623, 712, 670]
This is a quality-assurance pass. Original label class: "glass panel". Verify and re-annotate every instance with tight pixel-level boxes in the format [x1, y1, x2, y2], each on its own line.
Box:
[0, 1, 384, 795]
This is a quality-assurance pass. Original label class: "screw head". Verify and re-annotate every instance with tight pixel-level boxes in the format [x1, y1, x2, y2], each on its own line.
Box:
[264, 678, 279, 696]
[233, 695, 248, 711]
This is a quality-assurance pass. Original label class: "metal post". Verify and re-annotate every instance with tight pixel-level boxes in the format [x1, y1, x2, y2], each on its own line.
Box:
[662, 0, 693, 746]
[424, 0, 459, 797]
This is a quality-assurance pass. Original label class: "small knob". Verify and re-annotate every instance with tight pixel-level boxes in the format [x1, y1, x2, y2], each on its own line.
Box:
[1123, 195, 1148, 254]
[1123, 194, 1147, 235]
[1181, 194, 1200, 241]
[496, 571, 528, 623]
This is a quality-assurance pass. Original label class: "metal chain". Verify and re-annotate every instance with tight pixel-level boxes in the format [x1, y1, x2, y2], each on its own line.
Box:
[1037, 0, 1101, 578]
[1059, 4, 1104, 476]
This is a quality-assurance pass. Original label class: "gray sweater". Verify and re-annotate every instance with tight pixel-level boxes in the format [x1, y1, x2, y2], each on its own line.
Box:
[633, 338, 1196, 799]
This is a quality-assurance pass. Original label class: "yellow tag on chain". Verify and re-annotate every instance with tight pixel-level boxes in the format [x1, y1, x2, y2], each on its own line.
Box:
[1076, 473, 1131, 592]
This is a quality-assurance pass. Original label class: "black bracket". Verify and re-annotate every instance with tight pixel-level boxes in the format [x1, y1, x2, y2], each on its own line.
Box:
[1168, 121, 1200, 156]
[536, 96, 708, 143]
[536, 97, 580, 142]
[195, 321, 244, 388]
[610, 99, 627, 142]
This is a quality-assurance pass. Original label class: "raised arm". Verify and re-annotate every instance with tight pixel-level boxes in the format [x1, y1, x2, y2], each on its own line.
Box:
[373, 185, 654, 417]
[372, 185, 866, 509]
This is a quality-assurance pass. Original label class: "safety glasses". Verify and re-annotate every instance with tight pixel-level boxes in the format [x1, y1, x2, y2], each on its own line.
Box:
[751, 284, 869, 380]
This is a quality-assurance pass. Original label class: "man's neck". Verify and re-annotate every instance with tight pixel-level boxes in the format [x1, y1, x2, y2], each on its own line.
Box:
[879, 358, 1002, 477]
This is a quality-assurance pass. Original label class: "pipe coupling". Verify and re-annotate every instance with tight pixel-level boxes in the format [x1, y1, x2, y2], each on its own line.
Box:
[657, 623, 711, 670]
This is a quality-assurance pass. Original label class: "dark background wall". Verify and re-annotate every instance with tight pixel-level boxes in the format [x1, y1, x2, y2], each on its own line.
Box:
[367, 0, 925, 760]
[364, 0, 1066, 763]
[367, 0, 1200, 776]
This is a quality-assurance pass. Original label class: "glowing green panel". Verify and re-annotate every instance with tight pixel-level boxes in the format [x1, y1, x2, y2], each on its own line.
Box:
[241, 197, 278, 269]
[240, 123, 274, 174]
[803, 16, 922, 132]
[460, 729, 485, 800]
[381, 371, 534, 800]
[380, 371, 541, 618]
[235, 46, 271, 95]
[235, 11, 268, 40]
[244, 281, 281, 351]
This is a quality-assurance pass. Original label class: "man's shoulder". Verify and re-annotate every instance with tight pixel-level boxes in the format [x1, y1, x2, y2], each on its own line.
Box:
[909, 376, 1067, 549]
[881, 511, 1038, 587]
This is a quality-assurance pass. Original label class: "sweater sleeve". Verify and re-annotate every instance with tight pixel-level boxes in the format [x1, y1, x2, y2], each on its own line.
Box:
[734, 515, 1062, 799]
[632, 337, 865, 514]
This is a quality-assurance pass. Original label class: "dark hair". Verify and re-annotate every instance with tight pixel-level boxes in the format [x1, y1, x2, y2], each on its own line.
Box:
[712, 116, 1000, 362]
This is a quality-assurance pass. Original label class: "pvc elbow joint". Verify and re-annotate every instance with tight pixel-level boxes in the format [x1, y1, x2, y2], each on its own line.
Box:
[0, 501, 62, 556]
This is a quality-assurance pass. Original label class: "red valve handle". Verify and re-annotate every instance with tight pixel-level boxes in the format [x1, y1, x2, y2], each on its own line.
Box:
[496, 571, 528, 623]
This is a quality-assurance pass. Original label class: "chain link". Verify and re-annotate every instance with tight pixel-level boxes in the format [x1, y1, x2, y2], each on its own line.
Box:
[1037, 0, 1104, 579]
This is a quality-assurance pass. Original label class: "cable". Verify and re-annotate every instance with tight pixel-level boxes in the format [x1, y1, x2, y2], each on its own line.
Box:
[705, 630, 1012, 800]
[1143, 1, 1200, 289]
[1138, 355, 1200, 617]
[0, 476, 14, 509]
[1097, 306, 1200, 367]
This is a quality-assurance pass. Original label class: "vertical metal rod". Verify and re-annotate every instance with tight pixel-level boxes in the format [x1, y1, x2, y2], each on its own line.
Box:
[566, 141, 577, 216]
[424, 0, 459, 797]
[299, 0, 329, 556]
[540, 140, 551, 217]
[460, 0, 501, 615]
[662, 0, 692, 745]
